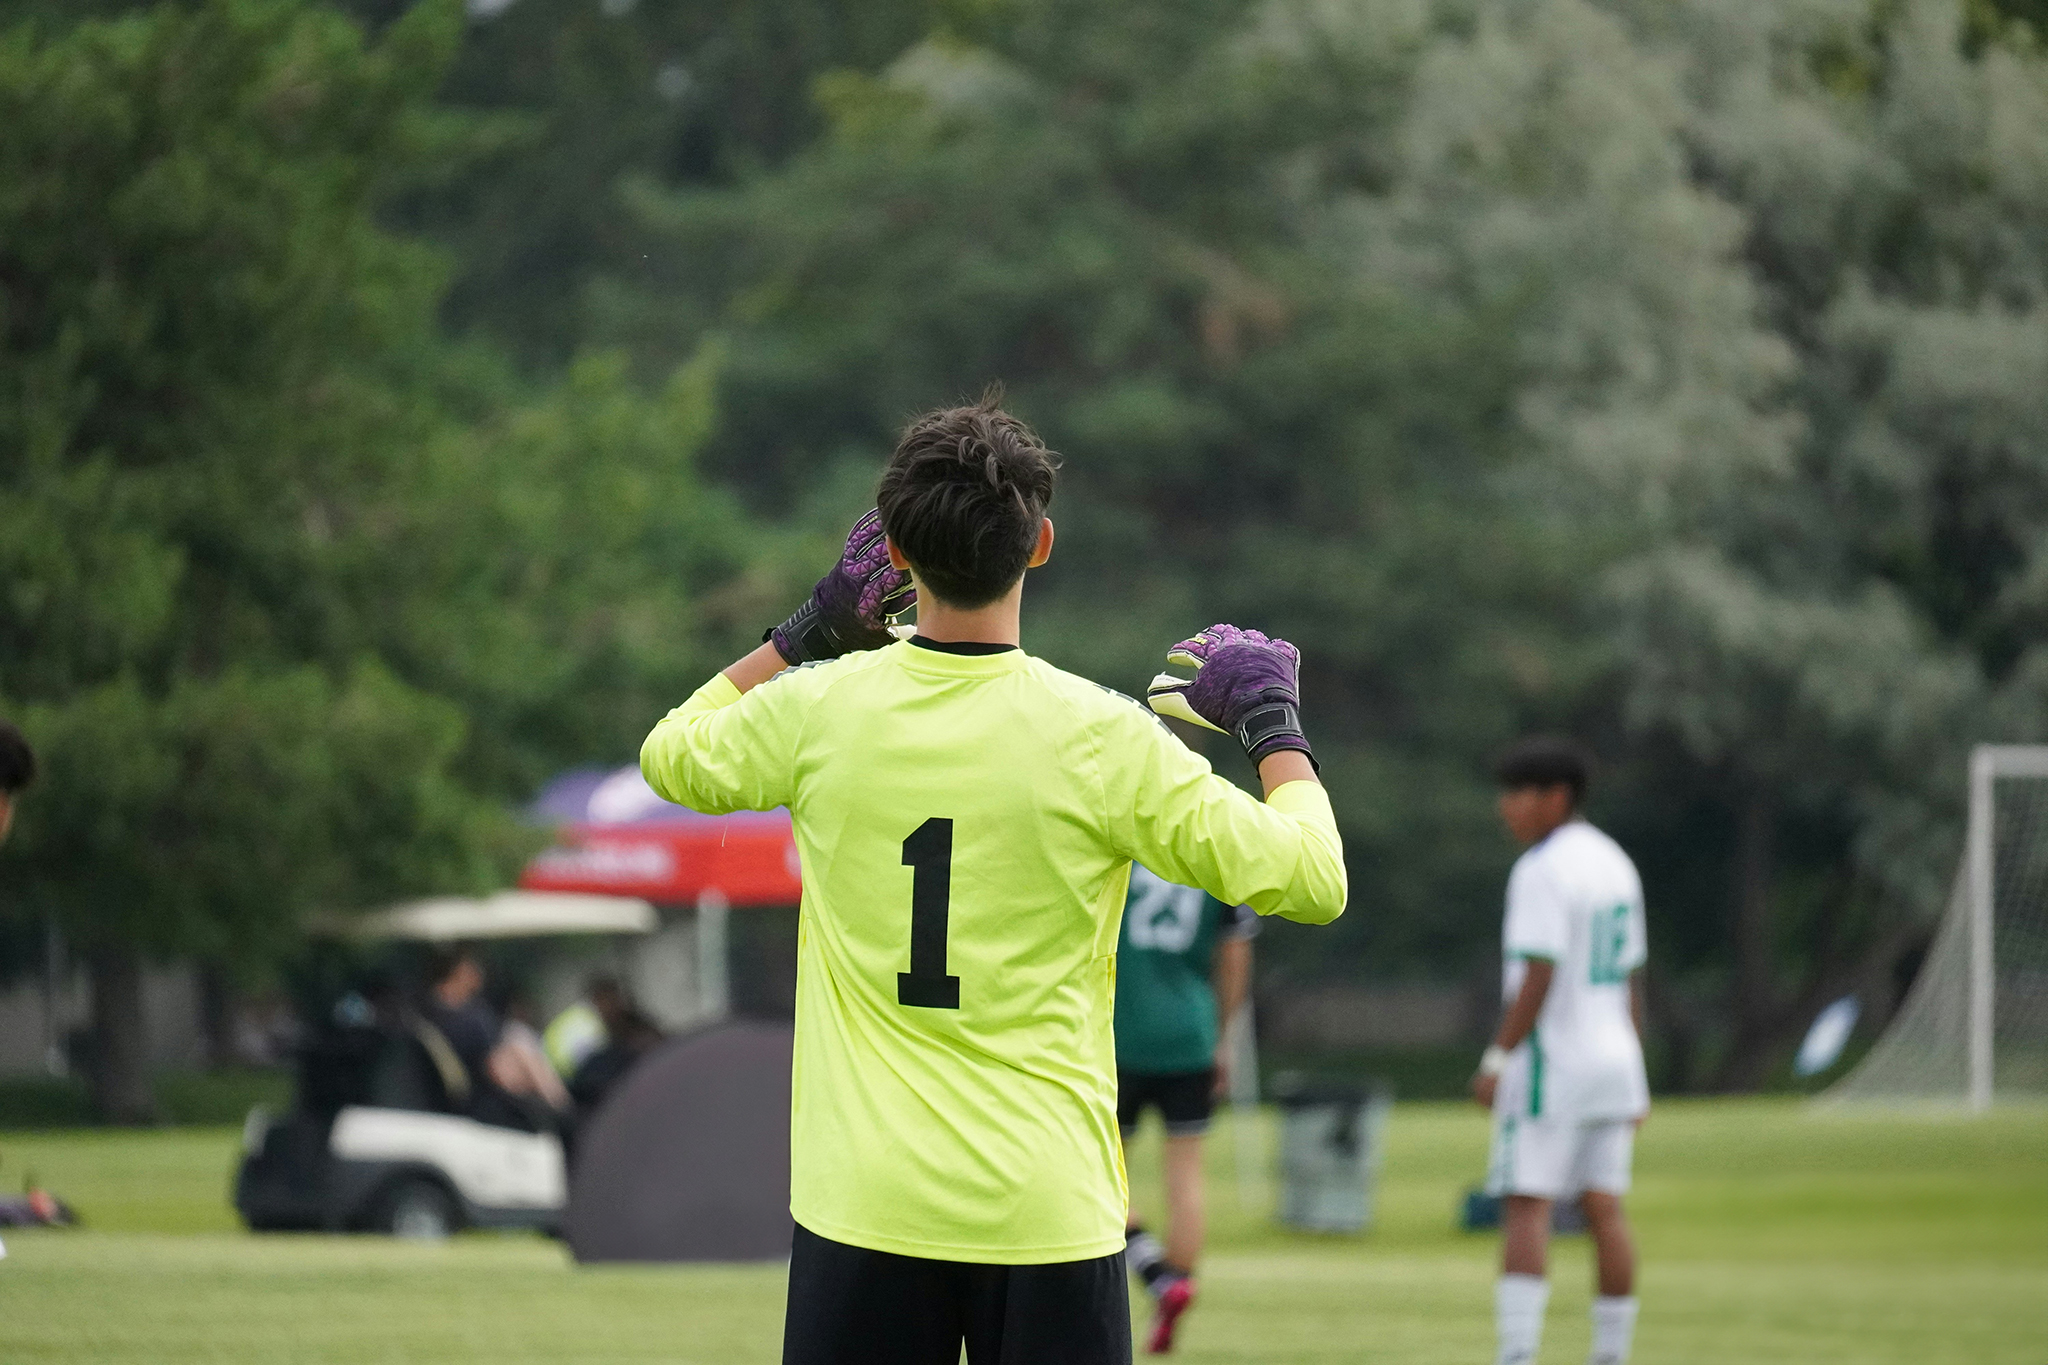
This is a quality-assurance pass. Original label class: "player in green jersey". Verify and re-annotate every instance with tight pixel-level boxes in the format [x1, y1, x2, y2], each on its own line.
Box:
[1115, 866, 1256, 1354]
[641, 394, 1346, 1365]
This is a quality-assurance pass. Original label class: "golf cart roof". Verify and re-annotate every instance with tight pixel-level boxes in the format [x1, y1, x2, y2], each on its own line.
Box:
[324, 891, 658, 942]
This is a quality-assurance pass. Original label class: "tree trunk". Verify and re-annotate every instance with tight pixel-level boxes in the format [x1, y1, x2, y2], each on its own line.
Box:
[198, 963, 237, 1069]
[1643, 962, 1699, 1092]
[1731, 789, 1777, 1024]
[89, 944, 156, 1124]
[1711, 788, 1785, 1090]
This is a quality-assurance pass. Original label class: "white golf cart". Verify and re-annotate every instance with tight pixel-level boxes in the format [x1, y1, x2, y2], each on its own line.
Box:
[233, 891, 655, 1240]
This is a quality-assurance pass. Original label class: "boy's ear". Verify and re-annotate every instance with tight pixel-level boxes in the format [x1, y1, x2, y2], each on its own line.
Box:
[886, 536, 910, 572]
[1028, 517, 1055, 569]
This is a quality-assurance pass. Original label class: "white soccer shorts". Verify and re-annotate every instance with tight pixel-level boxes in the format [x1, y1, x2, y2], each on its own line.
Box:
[1485, 1113, 1634, 1200]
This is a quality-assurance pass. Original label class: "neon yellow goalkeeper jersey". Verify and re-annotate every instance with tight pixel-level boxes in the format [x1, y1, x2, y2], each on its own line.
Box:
[641, 639, 1345, 1263]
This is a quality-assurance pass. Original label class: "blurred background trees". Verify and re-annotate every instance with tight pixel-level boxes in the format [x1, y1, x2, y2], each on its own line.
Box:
[3, 0, 2045, 1111]
[0, 0, 765, 1116]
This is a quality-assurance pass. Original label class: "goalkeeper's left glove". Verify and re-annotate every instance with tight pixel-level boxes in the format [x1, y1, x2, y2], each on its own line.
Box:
[1146, 623, 1316, 769]
[767, 509, 916, 665]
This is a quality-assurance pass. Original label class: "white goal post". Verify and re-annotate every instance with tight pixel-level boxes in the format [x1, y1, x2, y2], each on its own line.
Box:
[1826, 744, 2048, 1111]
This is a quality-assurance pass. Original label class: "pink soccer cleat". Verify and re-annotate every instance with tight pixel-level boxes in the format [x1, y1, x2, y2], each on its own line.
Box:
[1145, 1276, 1196, 1354]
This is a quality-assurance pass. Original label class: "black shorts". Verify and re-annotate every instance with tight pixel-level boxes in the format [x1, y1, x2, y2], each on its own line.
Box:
[782, 1223, 1131, 1365]
[1117, 1067, 1216, 1138]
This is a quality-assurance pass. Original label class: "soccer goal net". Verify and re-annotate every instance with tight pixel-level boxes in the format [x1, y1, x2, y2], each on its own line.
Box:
[1825, 745, 2048, 1110]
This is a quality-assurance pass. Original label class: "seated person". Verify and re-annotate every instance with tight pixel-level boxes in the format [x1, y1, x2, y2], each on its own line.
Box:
[567, 982, 665, 1114]
[416, 948, 497, 1107]
[542, 974, 623, 1080]
[491, 994, 570, 1114]
[415, 948, 567, 1128]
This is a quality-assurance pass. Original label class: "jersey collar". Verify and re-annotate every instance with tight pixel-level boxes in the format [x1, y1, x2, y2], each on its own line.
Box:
[889, 637, 1032, 677]
[906, 636, 1019, 656]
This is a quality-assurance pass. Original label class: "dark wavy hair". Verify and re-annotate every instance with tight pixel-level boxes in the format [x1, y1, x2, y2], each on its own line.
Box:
[876, 389, 1061, 609]
[1494, 736, 1593, 806]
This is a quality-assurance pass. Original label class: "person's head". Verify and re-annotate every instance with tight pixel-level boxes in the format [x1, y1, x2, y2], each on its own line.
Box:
[0, 720, 36, 845]
[587, 974, 628, 1027]
[1494, 736, 1591, 847]
[426, 947, 484, 1006]
[876, 390, 1061, 609]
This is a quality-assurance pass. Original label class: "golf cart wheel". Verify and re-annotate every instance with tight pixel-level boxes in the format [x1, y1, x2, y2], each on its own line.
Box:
[375, 1178, 458, 1241]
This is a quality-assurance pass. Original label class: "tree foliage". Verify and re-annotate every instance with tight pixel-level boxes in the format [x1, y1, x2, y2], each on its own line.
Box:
[596, 0, 2048, 1082]
[1583, 0, 2048, 1082]
[0, 0, 499, 957]
[0, 0, 760, 1113]
[7, 0, 2047, 1097]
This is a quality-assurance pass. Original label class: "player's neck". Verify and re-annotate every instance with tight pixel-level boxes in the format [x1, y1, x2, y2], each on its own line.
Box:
[1522, 812, 1579, 847]
[913, 583, 1024, 648]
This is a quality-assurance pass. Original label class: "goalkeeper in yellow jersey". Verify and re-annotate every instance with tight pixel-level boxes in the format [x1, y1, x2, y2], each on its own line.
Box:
[641, 394, 1347, 1365]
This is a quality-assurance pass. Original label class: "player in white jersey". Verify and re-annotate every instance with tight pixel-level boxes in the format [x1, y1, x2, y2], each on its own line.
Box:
[1471, 738, 1647, 1365]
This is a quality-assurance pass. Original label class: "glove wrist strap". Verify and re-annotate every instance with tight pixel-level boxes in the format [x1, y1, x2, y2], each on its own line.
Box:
[1236, 701, 1316, 770]
[767, 599, 840, 666]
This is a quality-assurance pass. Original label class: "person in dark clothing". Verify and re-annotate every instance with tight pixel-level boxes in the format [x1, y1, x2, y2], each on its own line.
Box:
[415, 948, 569, 1131]
[419, 947, 500, 1096]
[567, 998, 664, 1114]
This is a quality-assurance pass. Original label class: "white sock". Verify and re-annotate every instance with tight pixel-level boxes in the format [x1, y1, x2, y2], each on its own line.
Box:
[1588, 1296, 1638, 1365]
[1494, 1274, 1550, 1365]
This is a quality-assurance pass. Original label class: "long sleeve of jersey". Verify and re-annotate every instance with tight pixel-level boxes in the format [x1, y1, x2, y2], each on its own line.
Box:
[1105, 704, 1347, 926]
[640, 669, 809, 815]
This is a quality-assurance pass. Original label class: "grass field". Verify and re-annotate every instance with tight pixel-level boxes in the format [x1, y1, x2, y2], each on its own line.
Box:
[0, 1099, 2041, 1363]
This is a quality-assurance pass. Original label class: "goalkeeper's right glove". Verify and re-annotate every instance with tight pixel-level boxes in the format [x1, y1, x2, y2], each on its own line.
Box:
[767, 509, 917, 666]
[1146, 623, 1316, 769]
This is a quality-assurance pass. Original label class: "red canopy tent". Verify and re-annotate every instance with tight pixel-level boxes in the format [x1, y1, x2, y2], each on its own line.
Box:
[520, 766, 801, 906]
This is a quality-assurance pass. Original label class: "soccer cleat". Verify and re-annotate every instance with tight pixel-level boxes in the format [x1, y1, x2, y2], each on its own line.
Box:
[1145, 1275, 1195, 1354]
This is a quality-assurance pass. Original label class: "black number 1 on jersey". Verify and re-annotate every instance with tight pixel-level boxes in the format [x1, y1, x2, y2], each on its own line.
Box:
[898, 818, 961, 1009]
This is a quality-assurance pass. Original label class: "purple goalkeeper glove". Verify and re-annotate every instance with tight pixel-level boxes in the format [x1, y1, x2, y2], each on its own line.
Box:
[1146, 624, 1316, 768]
[767, 510, 917, 665]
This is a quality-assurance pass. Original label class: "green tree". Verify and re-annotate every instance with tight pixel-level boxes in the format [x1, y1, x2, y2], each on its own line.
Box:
[598, 0, 2048, 1091]
[0, 0, 508, 1119]
[1586, 0, 2048, 1085]
[0, 0, 768, 1118]
[1283, 0, 2048, 1086]
[365, 0, 948, 367]
[601, 0, 1575, 987]
[355, 344, 777, 798]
